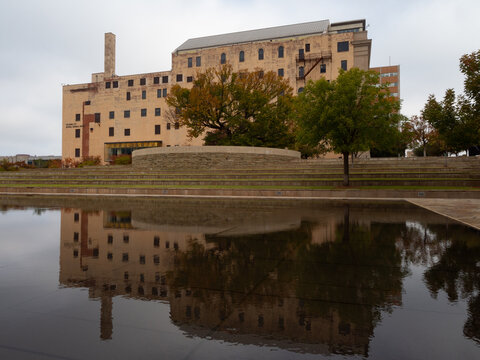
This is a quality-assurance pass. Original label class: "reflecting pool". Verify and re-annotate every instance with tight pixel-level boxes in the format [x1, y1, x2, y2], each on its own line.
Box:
[0, 197, 479, 359]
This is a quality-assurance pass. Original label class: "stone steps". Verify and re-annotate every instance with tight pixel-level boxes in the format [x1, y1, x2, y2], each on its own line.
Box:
[0, 157, 479, 189]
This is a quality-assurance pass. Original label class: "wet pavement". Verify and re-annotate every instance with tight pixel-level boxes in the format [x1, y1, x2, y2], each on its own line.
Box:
[408, 198, 480, 230]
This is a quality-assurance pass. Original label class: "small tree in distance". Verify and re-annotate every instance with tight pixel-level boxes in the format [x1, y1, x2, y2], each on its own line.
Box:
[295, 68, 400, 186]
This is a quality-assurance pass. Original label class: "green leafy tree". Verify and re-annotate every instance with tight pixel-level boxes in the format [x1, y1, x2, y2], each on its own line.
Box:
[422, 50, 480, 155]
[423, 89, 479, 154]
[460, 50, 480, 112]
[295, 68, 400, 186]
[166, 64, 295, 148]
[371, 114, 413, 157]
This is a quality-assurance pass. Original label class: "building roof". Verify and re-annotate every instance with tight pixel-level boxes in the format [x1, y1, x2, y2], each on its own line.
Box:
[175, 20, 331, 52]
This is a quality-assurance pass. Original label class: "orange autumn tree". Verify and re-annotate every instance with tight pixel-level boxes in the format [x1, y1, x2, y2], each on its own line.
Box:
[166, 64, 295, 148]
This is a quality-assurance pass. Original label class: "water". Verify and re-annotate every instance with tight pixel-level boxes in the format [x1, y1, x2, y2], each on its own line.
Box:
[0, 197, 479, 359]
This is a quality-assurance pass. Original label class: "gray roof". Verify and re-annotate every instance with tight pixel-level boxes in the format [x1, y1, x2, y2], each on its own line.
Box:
[175, 20, 330, 52]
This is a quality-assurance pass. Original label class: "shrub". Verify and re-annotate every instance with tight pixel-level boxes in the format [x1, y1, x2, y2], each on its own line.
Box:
[78, 156, 101, 167]
[47, 159, 62, 168]
[113, 155, 132, 165]
[63, 158, 80, 168]
[0, 159, 18, 171]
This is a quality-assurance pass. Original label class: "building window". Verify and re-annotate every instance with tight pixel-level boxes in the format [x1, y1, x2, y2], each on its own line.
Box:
[155, 108, 161, 116]
[124, 128, 130, 136]
[123, 234, 129, 243]
[196, 56, 201, 67]
[305, 43, 310, 52]
[109, 111, 114, 119]
[122, 253, 129, 262]
[239, 51, 245, 62]
[107, 252, 113, 260]
[157, 89, 162, 98]
[84, 100, 90, 105]
[187, 76, 193, 83]
[113, 81, 118, 88]
[188, 57, 193, 68]
[278, 68, 284, 77]
[75, 129, 80, 138]
[128, 79, 134, 87]
[124, 110, 130, 118]
[220, 53, 226, 64]
[75, 148, 80, 158]
[298, 87, 304, 93]
[140, 78, 146, 86]
[126, 92, 131, 101]
[299, 66, 304, 78]
[73, 250, 78, 258]
[109, 127, 114, 136]
[176, 74, 183, 82]
[74, 213, 79, 222]
[337, 41, 349, 52]
[341, 60, 348, 71]
[155, 124, 161, 134]
[107, 234, 113, 244]
[162, 76, 168, 83]
[141, 108, 147, 117]
[154, 76, 159, 84]
[139, 255, 146, 264]
[299, 48, 304, 60]
[166, 123, 171, 130]
[320, 64, 326, 73]
[174, 122, 179, 130]
[105, 81, 111, 89]
[142, 90, 146, 99]
[162, 88, 167, 97]
[258, 48, 264, 60]
[75, 114, 80, 121]
[278, 46, 284, 58]
[258, 70, 264, 79]
[94, 113, 100, 123]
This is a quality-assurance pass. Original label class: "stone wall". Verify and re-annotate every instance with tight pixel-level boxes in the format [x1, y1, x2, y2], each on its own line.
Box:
[132, 146, 300, 169]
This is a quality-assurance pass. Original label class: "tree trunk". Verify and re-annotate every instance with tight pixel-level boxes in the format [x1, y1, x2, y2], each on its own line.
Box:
[343, 152, 350, 186]
[423, 146, 426, 157]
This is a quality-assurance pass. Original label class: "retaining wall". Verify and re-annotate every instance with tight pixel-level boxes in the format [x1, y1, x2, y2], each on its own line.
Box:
[133, 146, 301, 169]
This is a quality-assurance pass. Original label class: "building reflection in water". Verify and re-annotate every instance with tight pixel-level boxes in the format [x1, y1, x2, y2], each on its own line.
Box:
[57, 200, 480, 355]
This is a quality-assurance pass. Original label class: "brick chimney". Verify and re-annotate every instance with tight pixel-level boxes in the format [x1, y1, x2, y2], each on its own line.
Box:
[104, 32, 116, 78]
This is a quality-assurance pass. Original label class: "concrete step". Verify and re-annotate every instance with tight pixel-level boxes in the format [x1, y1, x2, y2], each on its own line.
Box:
[1, 178, 479, 187]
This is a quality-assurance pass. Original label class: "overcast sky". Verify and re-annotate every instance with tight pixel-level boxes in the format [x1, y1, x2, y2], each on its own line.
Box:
[0, 0, 479, 156]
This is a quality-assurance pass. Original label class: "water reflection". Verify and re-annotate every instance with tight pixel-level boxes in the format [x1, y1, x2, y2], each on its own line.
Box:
[53, 199, 479, 356]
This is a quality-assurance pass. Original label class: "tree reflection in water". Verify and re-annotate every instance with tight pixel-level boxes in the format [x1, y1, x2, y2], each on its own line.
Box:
[422, 225, 480, 344]
[168, 205, 407, 355]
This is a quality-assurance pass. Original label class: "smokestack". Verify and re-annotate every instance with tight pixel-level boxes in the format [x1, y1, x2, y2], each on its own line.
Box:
[104, 32, 116, 78]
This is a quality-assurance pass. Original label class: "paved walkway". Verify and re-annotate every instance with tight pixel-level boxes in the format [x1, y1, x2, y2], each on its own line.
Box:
[407, 198, 480, 230]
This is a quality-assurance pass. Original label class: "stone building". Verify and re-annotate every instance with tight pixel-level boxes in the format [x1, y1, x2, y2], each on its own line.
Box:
[62, 19, 372, 164]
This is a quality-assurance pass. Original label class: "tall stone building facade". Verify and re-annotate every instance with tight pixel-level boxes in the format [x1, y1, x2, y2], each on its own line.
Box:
[62, 20, 371, 164]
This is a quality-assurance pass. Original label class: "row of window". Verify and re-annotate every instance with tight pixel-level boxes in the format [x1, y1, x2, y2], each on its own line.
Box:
[72, 232, 179, 250]
[105, 76, 169, 89]
[74, 122, 178, 139]
[126, 88, 168, 101]
[379, 72, 399, 78]
[217, 42, 347, 64]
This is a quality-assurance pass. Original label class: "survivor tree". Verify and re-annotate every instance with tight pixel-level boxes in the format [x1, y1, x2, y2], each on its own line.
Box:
[166, 64, 295, 148]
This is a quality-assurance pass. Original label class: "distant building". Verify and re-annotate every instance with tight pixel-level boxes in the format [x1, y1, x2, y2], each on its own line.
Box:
[0, 154, 61, 165]
[371, 65, 400, 102]
[62, 19, 372, 164]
